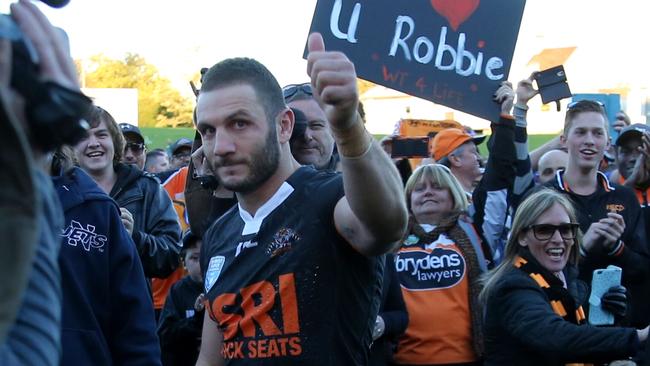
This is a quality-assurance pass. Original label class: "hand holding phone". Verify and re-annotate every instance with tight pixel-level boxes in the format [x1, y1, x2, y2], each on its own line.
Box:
[390, 137, 430, 158]
[588, 265, 623, 326]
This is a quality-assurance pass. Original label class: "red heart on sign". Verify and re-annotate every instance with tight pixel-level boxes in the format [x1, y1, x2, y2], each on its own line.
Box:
[430, 0, 480, 31]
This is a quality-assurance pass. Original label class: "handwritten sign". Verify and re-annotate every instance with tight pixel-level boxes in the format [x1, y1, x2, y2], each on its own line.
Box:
[306, 0, 526, 121]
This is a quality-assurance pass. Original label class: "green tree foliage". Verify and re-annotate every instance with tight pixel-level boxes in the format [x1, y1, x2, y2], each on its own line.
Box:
[82, 53, 193, 128]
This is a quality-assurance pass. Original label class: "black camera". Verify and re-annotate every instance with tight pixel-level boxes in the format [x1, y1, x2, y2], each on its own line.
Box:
[0, 0, 92, 152]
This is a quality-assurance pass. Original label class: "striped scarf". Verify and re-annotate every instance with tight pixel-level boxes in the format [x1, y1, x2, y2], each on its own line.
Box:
[513, 253, 586, 324]
[513, 253, 591, 366]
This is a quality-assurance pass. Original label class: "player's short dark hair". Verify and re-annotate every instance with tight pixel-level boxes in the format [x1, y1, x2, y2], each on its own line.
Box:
[201, 57, 286, 121]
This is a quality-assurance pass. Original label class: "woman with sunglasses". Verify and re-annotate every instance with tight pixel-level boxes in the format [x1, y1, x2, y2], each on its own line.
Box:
[393, 164, 489, 366]
[480, 189, 649, 365]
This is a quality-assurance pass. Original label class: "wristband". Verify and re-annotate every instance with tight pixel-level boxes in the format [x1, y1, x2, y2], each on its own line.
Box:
[340, 138, 373, 160]
[607, 240, 625, 257]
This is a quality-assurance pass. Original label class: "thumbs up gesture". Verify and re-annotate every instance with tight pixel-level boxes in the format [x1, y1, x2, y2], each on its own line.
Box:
[306, 33, 360, 132]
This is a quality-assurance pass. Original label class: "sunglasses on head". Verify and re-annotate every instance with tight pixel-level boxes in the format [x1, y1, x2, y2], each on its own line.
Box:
[526, 223, 579, 241]
[567, 100, 605, 110]
[282, 83, 312, 102]
[124, 142, 145, 154]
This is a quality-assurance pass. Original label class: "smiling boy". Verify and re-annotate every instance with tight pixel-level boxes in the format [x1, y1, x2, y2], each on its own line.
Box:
[544, 100, 650, 327]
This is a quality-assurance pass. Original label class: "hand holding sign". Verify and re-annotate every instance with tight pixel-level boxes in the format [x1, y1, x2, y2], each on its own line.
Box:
[307, 32, 360, 132]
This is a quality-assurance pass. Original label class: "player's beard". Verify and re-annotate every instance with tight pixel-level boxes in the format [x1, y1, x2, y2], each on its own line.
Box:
[213, 126, 281, 194]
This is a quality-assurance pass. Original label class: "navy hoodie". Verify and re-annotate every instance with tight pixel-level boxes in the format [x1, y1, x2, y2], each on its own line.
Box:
[54, 168, 161, 366]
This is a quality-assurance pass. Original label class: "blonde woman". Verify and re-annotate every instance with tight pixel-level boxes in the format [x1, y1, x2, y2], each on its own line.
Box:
[393, 164, 489, 365]
[480, 189, 649, 365]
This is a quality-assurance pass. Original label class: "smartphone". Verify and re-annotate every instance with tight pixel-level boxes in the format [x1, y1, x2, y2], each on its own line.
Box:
[391, 137, 430, 158]
[534, 65, 572, 105]
[588, 265, 622, 326]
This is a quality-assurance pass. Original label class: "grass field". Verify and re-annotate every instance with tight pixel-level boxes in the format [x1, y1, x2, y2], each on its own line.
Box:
[141, 127, 558, 154]
[141, 127, 196, 151]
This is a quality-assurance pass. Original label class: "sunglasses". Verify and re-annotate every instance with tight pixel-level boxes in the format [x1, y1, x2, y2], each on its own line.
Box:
[173, 151, 191, 159]
[124, 142, 145, 154]
[282, 83, 312, 102]
[526, 223, 579, 241]
[567, 100, 605, 110]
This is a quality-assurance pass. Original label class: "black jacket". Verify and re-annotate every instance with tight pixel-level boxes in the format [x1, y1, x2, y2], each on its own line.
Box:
[157, 276, 203, 366]
[472, 114, 534, 265]
[545, 170, 650, 327]
[369, 254, 408, 366]
[484, 262, 639, 366]
[110, 163, 182, 278]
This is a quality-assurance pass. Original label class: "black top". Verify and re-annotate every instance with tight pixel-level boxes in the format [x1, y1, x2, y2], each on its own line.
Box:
[157, 276, 204, 366]
[201, 166, 383, 365]
[484, 255, 638, 366]
[109, 163, 182, 278]
[368, 253, 408, 366]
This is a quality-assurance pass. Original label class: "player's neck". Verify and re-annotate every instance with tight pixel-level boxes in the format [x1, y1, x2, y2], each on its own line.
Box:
[237, 156, 301, 216]
[563, 163, 598, 196]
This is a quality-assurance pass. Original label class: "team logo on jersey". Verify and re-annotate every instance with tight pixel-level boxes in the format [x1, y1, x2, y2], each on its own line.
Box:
[61, 220, 107, 252]
[606, 204, 625, 213]
[266, 228, 300, 257]
[235, 240, 258, 257]
[395, 234, 466, 290]
[205, 255, 225, 293]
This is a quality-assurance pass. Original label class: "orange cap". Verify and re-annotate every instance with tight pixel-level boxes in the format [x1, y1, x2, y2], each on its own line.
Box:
[431, 128, 473, 161]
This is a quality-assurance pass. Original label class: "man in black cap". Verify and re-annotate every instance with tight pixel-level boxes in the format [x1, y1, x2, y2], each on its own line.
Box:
[614, 123, 650, 237]
[169, 138, 193, 170]
[119, 123, 147, 170]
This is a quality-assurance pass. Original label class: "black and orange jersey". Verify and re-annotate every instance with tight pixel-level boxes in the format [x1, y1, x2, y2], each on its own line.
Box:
[394, 233, 476, 364]
[200, 167, 383, 365]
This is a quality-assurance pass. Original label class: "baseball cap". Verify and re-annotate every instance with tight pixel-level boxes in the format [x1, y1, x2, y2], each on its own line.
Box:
[463, 125, 486, 145]
[180, 229, 200, 255]
[432, 128, 473, 161]
[615, 123, 650, 146]
[170, 138, 193, 155]
[118, 123, 144, 144]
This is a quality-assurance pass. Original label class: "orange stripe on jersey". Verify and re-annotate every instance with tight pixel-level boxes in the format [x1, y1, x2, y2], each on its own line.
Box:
[550, 300, 567, 317]
[529, 273, 550, 288]
[514, 256, 528, 268]
[576, 306, 586, 322]
[620, 175, 650, 206]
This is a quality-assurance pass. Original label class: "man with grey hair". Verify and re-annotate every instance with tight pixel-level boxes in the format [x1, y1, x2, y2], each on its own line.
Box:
[431, 128, 483, 194]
